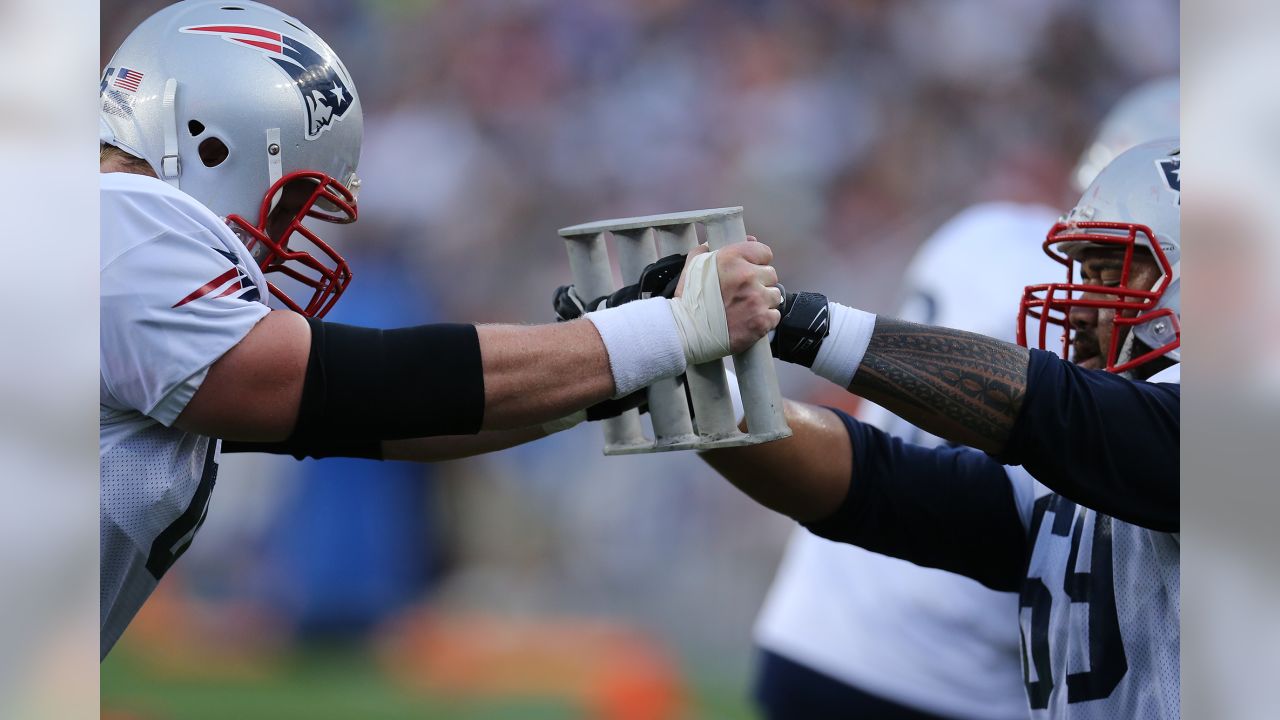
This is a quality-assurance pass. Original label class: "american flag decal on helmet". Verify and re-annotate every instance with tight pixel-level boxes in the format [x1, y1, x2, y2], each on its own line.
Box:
[114, 68, 144, 92]
[179, 23, 355, 140]
[101, 66, 144, 94]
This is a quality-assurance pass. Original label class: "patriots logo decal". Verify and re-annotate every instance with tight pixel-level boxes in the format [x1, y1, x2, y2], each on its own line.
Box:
[173, 249, 261, 309]
[180, 24, 354, 140]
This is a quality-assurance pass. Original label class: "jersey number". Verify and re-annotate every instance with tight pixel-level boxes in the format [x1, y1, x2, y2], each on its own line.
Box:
[145, 442, 219, 579]
[1020, 497, 1128, 709]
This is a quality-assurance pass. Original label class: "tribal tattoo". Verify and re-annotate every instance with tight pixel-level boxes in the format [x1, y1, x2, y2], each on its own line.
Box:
[849, 318, 1030, 453]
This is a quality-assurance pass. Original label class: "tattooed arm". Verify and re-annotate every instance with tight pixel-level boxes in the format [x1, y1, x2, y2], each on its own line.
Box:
[698, 315, 1029, 523]
[843, 319, 1178, 530]
[848, 317, 1029, 455]
[759, 295, 1178, 530]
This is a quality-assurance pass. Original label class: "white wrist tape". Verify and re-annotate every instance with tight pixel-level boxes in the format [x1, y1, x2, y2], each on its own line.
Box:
[668, 250, 732, 365]
[810, 302, 876, 388]
[586, 297, 687, 397]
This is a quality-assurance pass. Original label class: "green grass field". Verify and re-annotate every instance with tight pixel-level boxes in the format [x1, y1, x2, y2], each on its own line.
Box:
[102, 643, 754, 720]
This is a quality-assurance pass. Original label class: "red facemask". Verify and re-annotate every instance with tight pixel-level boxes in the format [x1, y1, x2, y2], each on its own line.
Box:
[1018, 220, 1178, 374]
[226, 170, 357, 318]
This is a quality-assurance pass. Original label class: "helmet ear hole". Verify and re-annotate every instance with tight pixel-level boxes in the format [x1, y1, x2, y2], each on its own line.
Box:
[187, 120, 205, 136]
[198, 137, 229, 168]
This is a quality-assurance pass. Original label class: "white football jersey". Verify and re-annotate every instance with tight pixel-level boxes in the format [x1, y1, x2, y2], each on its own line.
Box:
[755, 202, 1061, 719]
[1015, 363, 1180, 720]
[99, 172, 269, 658]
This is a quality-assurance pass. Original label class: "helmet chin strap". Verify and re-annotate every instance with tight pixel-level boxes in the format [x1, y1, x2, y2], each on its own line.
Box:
[266, 127, 283, 214]
[160, 78, 181, 188]
[1115, 331, 1139, 379]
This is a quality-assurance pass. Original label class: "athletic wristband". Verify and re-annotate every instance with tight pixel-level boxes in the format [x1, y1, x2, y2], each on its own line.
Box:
[772, 291, 831, 367]
[810, 302, 877, 388]
[586, 297, 687, 397]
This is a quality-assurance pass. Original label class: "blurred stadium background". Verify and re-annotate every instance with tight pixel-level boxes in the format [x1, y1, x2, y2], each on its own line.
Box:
[99, 1, 1177, 718]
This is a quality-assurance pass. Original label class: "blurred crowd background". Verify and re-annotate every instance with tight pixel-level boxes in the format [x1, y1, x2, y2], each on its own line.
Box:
[99, 0, 1178, 717]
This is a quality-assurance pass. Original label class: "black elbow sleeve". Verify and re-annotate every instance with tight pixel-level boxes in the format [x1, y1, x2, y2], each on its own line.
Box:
[287, 318, 485, 450]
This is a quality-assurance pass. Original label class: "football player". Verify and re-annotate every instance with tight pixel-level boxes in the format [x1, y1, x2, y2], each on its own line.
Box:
[753, 203, 1060, 720]
[100, 0, 781, 657]
[750, 78, 1178, 720]
[699, 139, 1180, 719]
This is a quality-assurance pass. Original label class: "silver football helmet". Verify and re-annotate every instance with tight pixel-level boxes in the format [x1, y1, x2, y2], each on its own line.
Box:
[100, 0, 363, 317]
[1020, 139, 1181, 375]
[1072, 76, 1179, 193]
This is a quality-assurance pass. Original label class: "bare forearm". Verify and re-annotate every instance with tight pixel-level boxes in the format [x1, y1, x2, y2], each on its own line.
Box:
[477, 320, 616, 430]
[848, 317, 1029, 454]
[382, 425, 549, 462]
[699, 400, 852, 523]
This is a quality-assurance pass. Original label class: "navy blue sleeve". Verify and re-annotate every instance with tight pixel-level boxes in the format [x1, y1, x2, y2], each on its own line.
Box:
[804, 409, 1029, 593]
[995, 349, 1179, 533]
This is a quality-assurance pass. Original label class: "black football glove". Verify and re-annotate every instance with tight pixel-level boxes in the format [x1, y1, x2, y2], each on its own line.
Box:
[552, 252, 687, 322]
[552, 284, 597, 321]
[633, 252, 686, 301]
[584, 389, 649, 421]
[771, 291, 830, 368]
